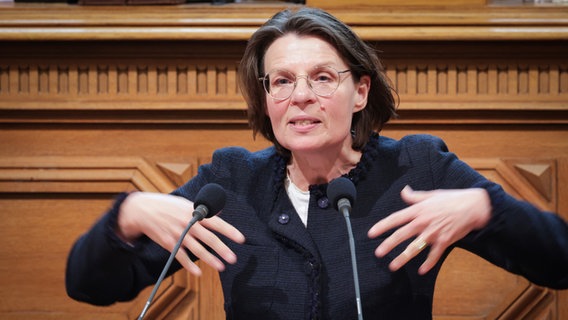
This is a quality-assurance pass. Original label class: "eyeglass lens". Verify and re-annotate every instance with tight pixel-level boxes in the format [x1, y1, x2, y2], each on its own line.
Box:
[263, 66, 346, 100]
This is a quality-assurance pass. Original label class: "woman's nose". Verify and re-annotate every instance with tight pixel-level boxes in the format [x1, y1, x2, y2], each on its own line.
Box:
[290, 76, 316, 102]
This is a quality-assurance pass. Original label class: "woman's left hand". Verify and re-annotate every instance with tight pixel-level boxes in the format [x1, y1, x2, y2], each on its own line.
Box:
[367, 186, 492, 275]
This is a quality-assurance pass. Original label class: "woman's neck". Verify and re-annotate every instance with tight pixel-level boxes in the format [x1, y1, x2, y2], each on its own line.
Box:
[287, 147, 362, 192]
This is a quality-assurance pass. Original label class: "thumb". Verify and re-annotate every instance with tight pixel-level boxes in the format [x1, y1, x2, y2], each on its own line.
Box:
[400, 185, 434, 205]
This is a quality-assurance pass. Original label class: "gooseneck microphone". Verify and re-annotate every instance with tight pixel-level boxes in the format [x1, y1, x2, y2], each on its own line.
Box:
[327, 177, 363, 320]
[138, 183, 227, 320]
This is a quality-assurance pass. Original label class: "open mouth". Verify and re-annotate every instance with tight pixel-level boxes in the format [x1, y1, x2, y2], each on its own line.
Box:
[290, 119, 321, 126]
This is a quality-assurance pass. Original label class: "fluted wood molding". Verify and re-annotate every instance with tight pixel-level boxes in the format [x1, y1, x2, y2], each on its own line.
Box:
[1, 42, 566, 121]
[2, 60, 566, 108]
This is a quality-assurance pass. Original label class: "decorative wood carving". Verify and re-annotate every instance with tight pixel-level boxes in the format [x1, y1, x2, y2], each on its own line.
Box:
[514, 163, 553, 201]
[0, 61, 243, 110]
[0, 157, 198, 319]
[0, 2, 567, 320]
[157, 162, 194, 187]
[2, 3, 568, 41]
[1, 56, 566, 111]
[385, 62, 568, 110]
[499, 159, 557, 211]
[432, 158, 556, 320]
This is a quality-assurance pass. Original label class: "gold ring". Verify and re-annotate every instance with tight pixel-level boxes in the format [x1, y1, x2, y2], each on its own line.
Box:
[414, 237, 428, 252]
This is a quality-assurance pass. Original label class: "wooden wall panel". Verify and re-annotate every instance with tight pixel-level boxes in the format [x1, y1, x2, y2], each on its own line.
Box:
[0, 2, 567, 320]
[433, 158, 558, 320]
[1, 42, 567, 112]
[0, 158, 203, 319]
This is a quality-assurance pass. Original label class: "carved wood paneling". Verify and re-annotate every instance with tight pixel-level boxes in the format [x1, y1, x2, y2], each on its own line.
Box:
[385, 62, 568, 109]
[157, 162, 194, 187]
[1, 42, 567, 113]
[0, 3, 567, 320]
[0, 61, 242, 110]
[432, 158, 558, 320]
[2, 3, 568, 42]
[0, 157, 201, 320]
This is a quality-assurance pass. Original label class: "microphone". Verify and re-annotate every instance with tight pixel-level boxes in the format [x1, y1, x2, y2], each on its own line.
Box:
[327, 177, 363, 320]
[192, 183, 227, 220]
[328, 176, 356, 214]
[138, 183, 227, 320]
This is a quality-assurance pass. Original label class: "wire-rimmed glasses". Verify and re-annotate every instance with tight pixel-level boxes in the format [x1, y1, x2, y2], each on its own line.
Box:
[259, 66, 351, 101]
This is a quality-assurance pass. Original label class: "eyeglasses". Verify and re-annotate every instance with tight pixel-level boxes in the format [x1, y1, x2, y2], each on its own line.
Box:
[259, 66, 351, 101]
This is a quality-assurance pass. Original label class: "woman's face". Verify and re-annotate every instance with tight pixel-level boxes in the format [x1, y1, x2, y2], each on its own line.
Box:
[263, 34, 370, 155]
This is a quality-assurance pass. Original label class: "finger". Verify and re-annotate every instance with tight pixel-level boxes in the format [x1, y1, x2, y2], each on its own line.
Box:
[374, 223, 418, 257]
[400, 185, 436, 205]
[368, 185, 428, 239]
[388, 236, 429, 272]
[189, 222, 238, 264]
[418, 244, 445, 275]
[201, 216, 246, 244]
[156, 232, 203, 276]
[173, 245, 203, 276]
[368, 206, 415, 239]
[183, 233, 227, 272]
[399, 185, 415, 204]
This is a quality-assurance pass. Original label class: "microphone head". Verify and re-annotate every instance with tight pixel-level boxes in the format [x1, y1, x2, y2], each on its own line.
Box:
[327, 177, 356, 211]
[193, 183, 227, 218]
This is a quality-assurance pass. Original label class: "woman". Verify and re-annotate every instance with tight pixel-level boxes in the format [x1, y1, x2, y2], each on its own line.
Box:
[66, 7, 568, 320]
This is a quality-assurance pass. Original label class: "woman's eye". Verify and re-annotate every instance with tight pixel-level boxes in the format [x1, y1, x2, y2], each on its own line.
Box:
[313, 73, 333, 83]
[274, 77, 293, 86]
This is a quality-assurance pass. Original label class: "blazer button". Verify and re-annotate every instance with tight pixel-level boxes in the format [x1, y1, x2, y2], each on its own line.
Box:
[304, 261, 315, 274]
[278, 213, 290, 225]
[317, 196, 329, 209]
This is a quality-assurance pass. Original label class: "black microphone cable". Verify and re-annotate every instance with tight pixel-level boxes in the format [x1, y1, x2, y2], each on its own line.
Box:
[327, 177, 363, 320]
[138, 183, 227, 320]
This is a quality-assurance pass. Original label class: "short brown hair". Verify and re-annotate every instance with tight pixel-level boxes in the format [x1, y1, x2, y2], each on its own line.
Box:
[238, 7, 397, 155]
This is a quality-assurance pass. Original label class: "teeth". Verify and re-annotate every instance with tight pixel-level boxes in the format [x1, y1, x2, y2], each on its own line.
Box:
[294, 120, 315, 126]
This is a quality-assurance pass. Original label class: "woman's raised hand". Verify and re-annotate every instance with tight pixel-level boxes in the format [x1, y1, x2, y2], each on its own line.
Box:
[368, 186, 491, 275]
[117, 192, 245, 276]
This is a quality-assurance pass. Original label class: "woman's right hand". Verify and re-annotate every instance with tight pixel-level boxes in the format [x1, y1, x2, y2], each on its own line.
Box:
[116, 192, 245, 276]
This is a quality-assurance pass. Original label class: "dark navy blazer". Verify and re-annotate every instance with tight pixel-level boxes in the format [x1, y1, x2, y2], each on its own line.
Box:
[66, 134, 568, 320]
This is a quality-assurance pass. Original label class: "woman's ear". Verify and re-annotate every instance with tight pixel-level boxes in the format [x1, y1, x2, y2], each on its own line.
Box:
[353, 75, 371, 113]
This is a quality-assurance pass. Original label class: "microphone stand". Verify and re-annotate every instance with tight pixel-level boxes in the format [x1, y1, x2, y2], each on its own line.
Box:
[338, 199, 364, 320]
[137, 183, 225, 319]
[137, 214, 202, 320]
